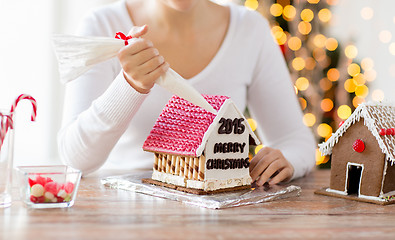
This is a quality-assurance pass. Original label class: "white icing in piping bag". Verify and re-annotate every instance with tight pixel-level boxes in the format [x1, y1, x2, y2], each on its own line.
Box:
[52, 34, 217, 114]
[157, 69, 217, 114]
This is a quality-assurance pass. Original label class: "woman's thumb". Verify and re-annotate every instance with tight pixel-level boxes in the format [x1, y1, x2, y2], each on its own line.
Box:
[128, 25, 148, 38]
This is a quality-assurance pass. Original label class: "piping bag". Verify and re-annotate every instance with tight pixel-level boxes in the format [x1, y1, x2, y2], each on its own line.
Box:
[52, 34, 217, 114]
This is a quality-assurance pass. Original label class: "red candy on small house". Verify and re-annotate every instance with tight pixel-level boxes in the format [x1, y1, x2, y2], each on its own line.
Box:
[379, 128, 386, 136]
[338, 121, 345, 128]
[386, 128, 393, 135]
[352, 139, 365, 153]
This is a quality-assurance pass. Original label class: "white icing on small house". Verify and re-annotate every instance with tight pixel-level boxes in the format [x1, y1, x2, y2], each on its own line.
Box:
[319, 102, 395, 164]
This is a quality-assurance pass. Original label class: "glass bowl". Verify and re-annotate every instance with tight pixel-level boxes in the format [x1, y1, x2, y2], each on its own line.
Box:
[16, 165, 81, 208]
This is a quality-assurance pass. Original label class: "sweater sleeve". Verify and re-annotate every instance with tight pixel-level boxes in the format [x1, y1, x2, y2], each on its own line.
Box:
[247, 16, 316, 180]
[57, 9, 147, 175]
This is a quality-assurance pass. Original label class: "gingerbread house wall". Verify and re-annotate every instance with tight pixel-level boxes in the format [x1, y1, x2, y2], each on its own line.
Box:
[383, 163, 395, 194]
[330, 119, 385, 197]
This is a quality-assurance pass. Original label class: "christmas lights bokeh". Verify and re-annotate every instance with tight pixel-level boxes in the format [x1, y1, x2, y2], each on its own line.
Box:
[238, 0, 392, 167]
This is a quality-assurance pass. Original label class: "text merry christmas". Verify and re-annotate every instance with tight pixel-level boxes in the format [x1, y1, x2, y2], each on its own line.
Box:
[206, 158, 250, 170]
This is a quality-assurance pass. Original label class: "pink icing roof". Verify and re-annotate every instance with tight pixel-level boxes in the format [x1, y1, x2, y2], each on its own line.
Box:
[143, 95, 229, 156]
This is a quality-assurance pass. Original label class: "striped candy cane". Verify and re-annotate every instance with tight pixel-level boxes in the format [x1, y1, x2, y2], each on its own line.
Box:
[0, 94, 37, 149]
[0, 94, 37, 148]
[0, 113, 13, 149]
[10, 94, 37, 122]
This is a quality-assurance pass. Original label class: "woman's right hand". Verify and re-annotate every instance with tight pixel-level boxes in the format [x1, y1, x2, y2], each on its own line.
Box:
[117, 25, 169, 94]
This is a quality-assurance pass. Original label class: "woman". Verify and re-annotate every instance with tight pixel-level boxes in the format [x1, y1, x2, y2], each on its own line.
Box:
[58, 0, 316, 186]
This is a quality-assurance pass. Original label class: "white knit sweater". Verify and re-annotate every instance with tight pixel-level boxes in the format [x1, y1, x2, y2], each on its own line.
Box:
[58, 0, 316, 179]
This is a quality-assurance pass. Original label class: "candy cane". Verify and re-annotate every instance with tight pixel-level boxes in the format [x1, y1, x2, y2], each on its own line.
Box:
[0, 113, 13, 149]
[10, 94, 37, 122]
[0, 114, 6, 148]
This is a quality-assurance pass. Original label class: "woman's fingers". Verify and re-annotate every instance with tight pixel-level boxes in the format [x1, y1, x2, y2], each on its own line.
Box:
[255, 159, 284, 186]
[249, 147, 281, 182]
[136, 48, 160, 66]
[128, 25, 149, 38]
[249, 147, 294, 186]
[249, 147, 270, 171]
[124, 61, 169, 93]
[119, 38, 153, 58]
[268, 167, 293, 185]
[138, 55, 165, 75]
[120, 47, 160, 75]
[145, 62, 170, 83]
[117, 26, 169, 93]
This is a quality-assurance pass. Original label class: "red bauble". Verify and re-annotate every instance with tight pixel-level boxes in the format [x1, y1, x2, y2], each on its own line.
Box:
[352, 139, 365, 153]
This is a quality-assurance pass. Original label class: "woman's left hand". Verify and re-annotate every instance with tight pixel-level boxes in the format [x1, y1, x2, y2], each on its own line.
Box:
[249, 147, 294, 186]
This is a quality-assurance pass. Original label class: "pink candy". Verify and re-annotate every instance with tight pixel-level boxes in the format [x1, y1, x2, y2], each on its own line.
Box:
[28, 175, 75, 204]
[44, 182, 60, 195]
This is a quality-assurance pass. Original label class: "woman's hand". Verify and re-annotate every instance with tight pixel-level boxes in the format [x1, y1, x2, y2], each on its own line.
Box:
[118, 25, 169, 94]
[249, 147, 294, 186]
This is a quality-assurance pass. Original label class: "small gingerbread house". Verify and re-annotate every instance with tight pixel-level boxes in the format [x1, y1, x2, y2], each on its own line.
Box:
[142, 95, 260, 193]
[318, 102, 395, 204]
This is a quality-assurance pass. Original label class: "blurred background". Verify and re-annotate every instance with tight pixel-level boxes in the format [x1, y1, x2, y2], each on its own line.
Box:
[0, 0, 394, 168]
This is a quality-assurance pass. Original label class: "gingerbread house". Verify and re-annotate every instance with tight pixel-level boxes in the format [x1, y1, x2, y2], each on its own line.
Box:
[142, 95, 260, 194]
[317, 102, 395, 204]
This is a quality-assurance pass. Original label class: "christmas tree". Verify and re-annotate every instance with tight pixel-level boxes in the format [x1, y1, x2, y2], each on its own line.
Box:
[240, 0, 371, 167]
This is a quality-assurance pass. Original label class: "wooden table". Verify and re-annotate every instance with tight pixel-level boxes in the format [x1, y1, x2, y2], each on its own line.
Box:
[2, 169, 395, 239]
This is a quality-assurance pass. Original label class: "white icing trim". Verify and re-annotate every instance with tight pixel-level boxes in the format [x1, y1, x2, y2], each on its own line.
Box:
[326, 188, 347, 195]
[344, 162, 364, 196]
[186, 180, 205, 189]
[195, 100, 230, 156]
[152, 171, 186, 187]
[151, 171, 251, 191]
[326, 188, 393, 201]
[358, 194, 386, 202]
[382, 190, 395, 198]
[326, 188, 387, 201]
[380, 158, 388, 196]
[200, 175, 252, 191]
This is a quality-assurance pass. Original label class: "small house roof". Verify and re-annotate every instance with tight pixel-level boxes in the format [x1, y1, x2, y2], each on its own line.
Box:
[319, 102, 395, 164]
[143, 95, 260, 157]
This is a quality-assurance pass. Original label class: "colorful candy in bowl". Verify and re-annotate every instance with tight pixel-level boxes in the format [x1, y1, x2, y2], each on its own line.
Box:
[16, 165, 81, 208]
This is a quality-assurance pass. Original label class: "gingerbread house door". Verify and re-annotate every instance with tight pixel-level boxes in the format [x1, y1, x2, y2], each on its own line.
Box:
[330, 120, 386, 197]
[346, 163, 363, 195]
